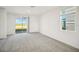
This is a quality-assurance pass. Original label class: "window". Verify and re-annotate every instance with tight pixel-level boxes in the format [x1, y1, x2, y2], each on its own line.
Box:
[60, 7, 76, 31]
[16, 17, 28, 33]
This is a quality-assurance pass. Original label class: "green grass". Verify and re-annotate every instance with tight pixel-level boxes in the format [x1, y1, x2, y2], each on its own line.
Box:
[16, 29, 27, 31]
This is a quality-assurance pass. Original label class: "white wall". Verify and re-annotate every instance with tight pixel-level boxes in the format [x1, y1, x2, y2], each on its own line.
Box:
[40, 7, 79, 49]
[0, 8, 7, 38]
[7, 13, 40, 34]
[7, 13, 29, 34]
[7, 13, 16, 35]
[29, 15, 40, 32]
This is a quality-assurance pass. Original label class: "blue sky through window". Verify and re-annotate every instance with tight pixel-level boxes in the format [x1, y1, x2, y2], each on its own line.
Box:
[16, 17, 28, 24]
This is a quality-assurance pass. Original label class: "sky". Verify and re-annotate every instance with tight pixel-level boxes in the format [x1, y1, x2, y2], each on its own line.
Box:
[16, 17, 28, 24]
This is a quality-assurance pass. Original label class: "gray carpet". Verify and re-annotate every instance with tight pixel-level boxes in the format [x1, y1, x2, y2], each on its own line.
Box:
[0, 32, 79, 52]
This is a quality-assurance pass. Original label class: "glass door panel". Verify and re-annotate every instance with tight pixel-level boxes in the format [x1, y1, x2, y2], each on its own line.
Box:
[16, 17, 28, 33]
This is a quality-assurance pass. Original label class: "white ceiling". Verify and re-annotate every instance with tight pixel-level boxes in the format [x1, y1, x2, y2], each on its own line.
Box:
[1, 6, 55, 15]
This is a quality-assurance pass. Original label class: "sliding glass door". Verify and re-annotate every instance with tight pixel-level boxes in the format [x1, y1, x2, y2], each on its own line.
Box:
[16, 17, 29, 33]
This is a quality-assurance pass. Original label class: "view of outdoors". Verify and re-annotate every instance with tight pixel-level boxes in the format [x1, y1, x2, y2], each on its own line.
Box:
[61, 15, 66, 30]
[16, 17, 28, 33]
[60, 15, 66, 30]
